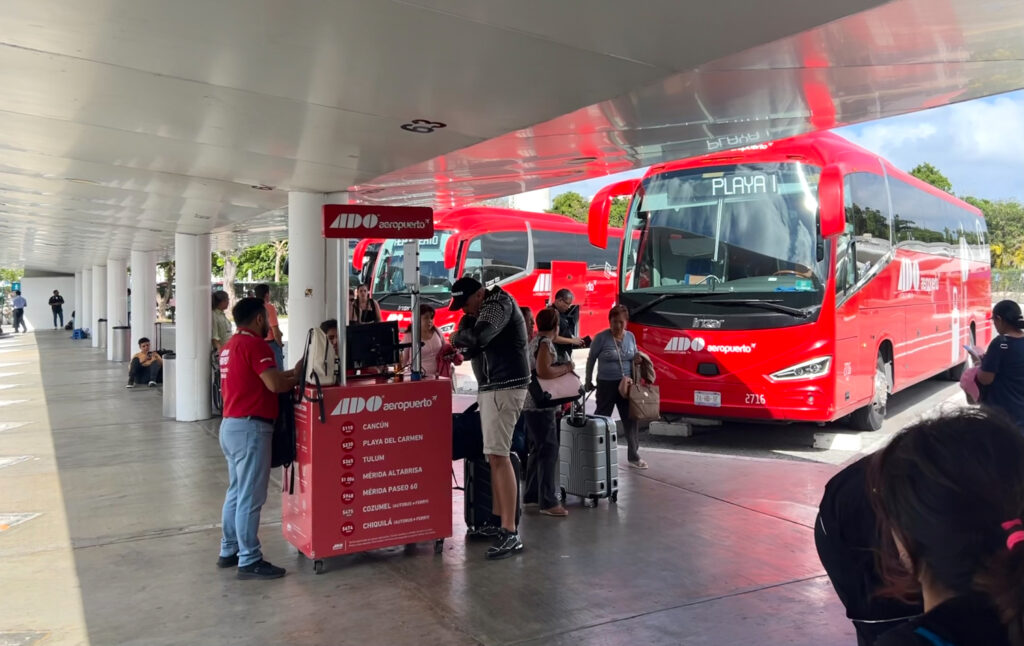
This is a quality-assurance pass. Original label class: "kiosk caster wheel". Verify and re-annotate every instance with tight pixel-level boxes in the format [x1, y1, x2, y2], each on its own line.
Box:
[313, 560, 325, 575]
[434, 539, 444, 555]
[611, 490, 618, 503]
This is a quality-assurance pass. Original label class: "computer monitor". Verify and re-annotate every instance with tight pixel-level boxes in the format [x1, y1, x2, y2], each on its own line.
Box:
[346, 321, 401, 370]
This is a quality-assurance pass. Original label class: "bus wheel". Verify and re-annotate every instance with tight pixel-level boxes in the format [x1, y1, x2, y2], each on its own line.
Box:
[850, 355, 889, 432]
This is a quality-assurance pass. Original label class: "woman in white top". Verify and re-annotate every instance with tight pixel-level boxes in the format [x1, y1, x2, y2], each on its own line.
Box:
[402, 304, 444, 378]
[522, 307, 572, 517]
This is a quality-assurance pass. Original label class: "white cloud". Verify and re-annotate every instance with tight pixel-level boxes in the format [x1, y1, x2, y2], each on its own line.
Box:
[837, 90, 1024, 201]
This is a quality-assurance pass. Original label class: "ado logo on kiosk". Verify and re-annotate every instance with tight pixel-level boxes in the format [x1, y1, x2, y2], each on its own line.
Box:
[331, 395, 439, 416]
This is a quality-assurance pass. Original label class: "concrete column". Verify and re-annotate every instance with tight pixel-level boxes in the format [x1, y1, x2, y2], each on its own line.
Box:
[73, 272, 83, 330]
[286, 191, 327, 366]
[130, 250, 157, 350]
[106, 258, 127, 360]
[324, 191, 348, 326]
[81, 268, 92, 336]
[174, 233, 211, 421]
[91, 265, 107, 349]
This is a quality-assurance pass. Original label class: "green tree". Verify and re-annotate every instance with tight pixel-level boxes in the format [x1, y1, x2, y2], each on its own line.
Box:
[236, 243, 278, 281]
[547, 191, 590, 223]
[609, 196, 629, 228]
[966, 197, 1024, 268]
[909, 163, 953, 193]
[0, 267, 23, 283]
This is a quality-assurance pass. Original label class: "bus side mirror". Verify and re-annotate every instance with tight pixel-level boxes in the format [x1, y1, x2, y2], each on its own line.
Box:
[352, 239, 371, 272]
[818, 165, 844, 238]
[443, 234, 460, 269]
[588, 178, 640, 249]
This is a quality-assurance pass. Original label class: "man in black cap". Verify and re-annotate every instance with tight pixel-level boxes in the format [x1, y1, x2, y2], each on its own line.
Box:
[449, 276, 530, 559]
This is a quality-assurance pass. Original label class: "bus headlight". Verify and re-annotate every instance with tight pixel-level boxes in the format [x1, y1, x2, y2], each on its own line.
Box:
[769, 356, 831, 381]
[439, 323, 456, 334]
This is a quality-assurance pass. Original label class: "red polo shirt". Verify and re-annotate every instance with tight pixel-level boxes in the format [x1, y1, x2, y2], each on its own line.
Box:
[220, 329, 278, 420]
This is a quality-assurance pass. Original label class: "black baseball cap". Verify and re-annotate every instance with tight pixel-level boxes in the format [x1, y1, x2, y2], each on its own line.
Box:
[449, 276, 483, 311]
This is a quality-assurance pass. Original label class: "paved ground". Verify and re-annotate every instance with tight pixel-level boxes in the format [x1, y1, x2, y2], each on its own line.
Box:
[0, 328, 961, 645]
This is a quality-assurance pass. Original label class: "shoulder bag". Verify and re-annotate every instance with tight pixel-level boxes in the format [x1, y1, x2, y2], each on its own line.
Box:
[616, 335, 660, 421]
[528, 339, 583, 407]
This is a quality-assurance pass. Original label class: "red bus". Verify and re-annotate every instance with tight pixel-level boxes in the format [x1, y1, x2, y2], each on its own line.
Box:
[588, 132, 990, 430]
[365, 207, 623, 338]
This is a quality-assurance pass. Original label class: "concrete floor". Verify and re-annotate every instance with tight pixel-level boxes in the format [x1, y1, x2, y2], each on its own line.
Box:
[0, 330, 855, 646]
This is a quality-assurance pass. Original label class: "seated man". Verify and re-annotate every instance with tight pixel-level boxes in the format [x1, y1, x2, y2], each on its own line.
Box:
[320, 319, 339, 353]
[127, 337, 163, 388]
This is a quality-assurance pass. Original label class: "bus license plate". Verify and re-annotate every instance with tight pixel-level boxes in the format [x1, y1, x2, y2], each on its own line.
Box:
[694, 391, 721, 407]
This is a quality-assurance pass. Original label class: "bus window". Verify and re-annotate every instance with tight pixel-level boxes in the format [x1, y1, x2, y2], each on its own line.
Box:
[463, 232, 529, 285]
[847, 172, 892, 279]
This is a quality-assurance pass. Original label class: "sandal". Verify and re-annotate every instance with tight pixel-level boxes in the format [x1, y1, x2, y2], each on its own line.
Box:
[539, 505, 569, 517]
[628, 459, 649, 470]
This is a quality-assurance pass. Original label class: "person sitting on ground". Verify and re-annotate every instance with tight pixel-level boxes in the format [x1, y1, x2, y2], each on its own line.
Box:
[522, 307, 571, 518]
[127, 337, 163, 387]
[212, 291, 232, 352]
[871, 407, 1024, 646]
[975, 299, 1024, 427]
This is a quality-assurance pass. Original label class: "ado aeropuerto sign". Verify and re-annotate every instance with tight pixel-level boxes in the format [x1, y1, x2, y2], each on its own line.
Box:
[322, 205, 434, 239]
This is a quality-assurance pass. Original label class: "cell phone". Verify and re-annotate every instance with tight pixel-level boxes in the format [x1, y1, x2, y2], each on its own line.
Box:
[964, 344, 983, 359]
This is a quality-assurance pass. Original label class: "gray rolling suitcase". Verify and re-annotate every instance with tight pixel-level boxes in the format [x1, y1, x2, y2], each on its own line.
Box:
[559, 395, 618, 507]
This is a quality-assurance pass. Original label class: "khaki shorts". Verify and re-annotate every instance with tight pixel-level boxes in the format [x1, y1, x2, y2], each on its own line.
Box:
[479, 388, 527, 457]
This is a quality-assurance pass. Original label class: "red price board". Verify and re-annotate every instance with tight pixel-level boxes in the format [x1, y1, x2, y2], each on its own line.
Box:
[322, 204, 434, 239]
[283, 379, 452, 560]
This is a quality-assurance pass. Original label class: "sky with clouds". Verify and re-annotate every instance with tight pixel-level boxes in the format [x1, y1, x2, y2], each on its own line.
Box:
[554, 89, 1024, 202]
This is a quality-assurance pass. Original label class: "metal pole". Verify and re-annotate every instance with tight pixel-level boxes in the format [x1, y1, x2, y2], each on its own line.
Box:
[408, 241, 422, 379]
[339, 238, 348, 386]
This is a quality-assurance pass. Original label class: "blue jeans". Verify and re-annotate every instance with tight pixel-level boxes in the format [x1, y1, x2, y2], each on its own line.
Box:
[219, 417, 273, 566]
[267, 340, 284, 370]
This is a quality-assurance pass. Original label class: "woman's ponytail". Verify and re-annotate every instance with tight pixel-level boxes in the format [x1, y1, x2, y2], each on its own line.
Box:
[976, 517, 1024, 646]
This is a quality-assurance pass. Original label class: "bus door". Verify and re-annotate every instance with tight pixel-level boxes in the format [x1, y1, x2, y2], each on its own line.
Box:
[550, 260, 588, 334]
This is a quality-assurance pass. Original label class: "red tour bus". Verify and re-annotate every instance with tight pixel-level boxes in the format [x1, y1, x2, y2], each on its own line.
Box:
[588, 132, 990, 430]
[365, 207, 622, 338]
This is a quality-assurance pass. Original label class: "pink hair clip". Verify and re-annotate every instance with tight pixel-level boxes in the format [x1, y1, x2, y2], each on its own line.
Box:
[1001, 519, 1024, 551]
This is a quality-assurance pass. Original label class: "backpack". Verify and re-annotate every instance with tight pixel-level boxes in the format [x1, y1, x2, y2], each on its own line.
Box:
[271, 391, 298, 494]
[299, 327, 336, 424]
[302, 327, 338, 387]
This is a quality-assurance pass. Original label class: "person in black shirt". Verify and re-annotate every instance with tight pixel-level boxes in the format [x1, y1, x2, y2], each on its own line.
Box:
[551, 288, 584, 362]
[976, 300, 1024, 427]
[870, 408, 1024, 646]
[816, 455, 921, 645]
[48, 290, 65, 329]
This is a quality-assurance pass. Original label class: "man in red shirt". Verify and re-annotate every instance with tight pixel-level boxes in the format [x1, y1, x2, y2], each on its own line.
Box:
[217, 297, 302, 580]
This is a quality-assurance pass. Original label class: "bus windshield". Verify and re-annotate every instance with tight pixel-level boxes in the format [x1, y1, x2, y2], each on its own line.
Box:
[622, 163, 828, 300]
[371, 232, 454, 300]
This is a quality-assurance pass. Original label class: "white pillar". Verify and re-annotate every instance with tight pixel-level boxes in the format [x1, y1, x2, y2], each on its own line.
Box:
[73, 272, 83, 330]
[81, 269, 92, 337]
[131, 250, 157, 350]
[286, 191, 327, 366]
[91, 265, 107, 349]
[106, 258, 127, 360]
[324, 191, 348, 325]
[175, 233, 211, 421]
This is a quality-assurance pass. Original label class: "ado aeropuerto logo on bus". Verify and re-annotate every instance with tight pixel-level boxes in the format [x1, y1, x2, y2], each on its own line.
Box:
[663, 336, 756, 354]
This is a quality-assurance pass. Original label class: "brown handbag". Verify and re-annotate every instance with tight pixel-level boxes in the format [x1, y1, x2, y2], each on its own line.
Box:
[628, 361, 660, 421]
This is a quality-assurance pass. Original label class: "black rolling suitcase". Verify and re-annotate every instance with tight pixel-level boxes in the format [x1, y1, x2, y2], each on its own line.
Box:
[464, 453, 523, 536]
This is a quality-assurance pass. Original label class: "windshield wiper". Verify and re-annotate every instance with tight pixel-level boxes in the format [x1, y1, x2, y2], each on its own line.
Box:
[691, 298, 811, 318]
[629, 292, 700, 318]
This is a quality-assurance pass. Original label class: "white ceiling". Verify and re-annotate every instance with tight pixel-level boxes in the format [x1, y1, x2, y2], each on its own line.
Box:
[0, 0, 1021, 272]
